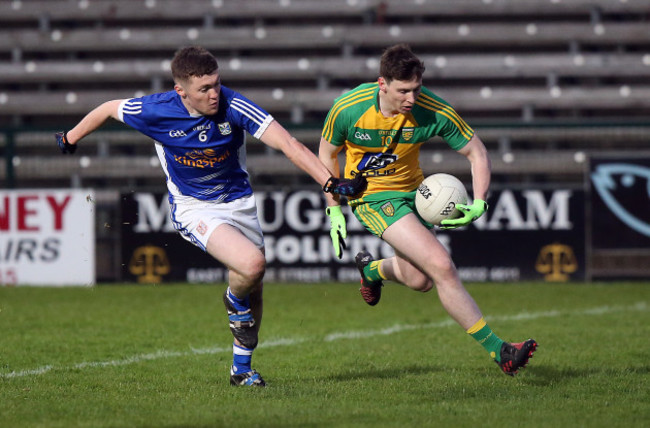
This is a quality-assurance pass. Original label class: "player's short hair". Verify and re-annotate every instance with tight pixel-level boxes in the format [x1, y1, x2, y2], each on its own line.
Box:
[171, 46, 219, 83]
[379, 44, 425, 83]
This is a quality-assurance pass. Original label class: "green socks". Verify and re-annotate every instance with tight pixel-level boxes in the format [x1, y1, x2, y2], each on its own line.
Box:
[467, 318, 505, 361]
[363, 260, 385, 283]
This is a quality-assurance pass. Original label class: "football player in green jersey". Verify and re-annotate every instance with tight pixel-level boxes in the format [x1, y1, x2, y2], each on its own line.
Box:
[319, 44, 537, 376]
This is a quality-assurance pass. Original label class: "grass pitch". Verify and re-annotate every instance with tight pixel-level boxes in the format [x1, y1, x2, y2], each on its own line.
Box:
[1, 281, 649, 428]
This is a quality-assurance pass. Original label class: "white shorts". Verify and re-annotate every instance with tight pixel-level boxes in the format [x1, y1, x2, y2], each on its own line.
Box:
[169, 194, 264, 252]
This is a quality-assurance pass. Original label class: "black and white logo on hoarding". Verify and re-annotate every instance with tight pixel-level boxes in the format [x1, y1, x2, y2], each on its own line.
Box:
[591, 163, 650, 237]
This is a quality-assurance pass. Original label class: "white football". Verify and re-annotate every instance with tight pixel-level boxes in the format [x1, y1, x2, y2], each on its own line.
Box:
[415, 173, 468, 225]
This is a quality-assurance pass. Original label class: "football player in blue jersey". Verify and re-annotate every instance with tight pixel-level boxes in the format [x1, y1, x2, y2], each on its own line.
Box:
[55, 46, 366, 387]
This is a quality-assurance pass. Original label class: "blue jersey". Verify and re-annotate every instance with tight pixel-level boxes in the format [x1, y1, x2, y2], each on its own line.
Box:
[117, 85, 274, 203]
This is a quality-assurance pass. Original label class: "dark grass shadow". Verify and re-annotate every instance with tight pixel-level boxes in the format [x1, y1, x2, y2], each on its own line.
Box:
[323, 362, 650, 387]
[508, 364, 583, 386]
[499, 363, 650, 387]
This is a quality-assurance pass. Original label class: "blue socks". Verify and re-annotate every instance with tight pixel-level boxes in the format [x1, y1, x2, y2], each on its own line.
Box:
[226, 287, 251, 312]
[227, 287, 254, 374]
[232, 343, 253, 374]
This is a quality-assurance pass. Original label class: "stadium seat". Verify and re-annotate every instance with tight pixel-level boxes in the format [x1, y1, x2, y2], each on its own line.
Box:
[1, 0, 649, 188]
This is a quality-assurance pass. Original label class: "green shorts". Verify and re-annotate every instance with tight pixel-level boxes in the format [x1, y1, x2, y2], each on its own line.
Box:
[351, 190, 433, 237]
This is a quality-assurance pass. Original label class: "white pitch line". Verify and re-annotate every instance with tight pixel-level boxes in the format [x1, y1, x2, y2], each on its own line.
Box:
[325, 302, 646, 341]
[1, 302, 647, 379]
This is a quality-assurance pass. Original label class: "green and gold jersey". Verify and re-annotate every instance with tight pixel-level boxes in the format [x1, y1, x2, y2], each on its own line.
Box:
[321, 82, 473, 200]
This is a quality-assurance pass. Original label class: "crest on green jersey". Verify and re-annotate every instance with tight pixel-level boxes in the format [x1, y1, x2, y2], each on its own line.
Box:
[381, 202, 395, 217]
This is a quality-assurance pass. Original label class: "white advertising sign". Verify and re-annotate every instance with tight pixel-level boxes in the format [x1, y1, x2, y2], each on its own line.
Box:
[0, 189, 95, 286]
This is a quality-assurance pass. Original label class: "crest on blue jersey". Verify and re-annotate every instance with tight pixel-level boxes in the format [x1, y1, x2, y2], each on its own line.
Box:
[218, 122, 232, 135]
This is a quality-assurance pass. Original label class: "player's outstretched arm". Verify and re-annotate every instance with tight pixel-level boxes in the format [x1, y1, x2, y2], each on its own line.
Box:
[55, 99, 125, 153]
[259, 120, 366, 197]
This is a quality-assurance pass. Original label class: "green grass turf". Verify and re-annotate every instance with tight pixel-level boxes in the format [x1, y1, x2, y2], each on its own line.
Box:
[1, 282, 649, 428]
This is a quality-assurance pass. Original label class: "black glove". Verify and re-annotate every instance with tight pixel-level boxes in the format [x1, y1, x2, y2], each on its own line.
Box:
[55, 131, 77, 154]
[323, 174, 367, 197]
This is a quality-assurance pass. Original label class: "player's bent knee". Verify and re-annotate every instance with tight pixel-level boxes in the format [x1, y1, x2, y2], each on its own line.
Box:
[247, 255, 267, 282]
[232, 254, 266, 286]
[432, 258, 456, 277]
[243, 263, 265, 285]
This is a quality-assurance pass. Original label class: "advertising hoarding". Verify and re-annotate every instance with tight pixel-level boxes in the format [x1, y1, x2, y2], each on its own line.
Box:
[589, 157, 650, 278]
[0, 189, 95, 286]
[121, 188, 585, 283]
[590, 157, 650, 249]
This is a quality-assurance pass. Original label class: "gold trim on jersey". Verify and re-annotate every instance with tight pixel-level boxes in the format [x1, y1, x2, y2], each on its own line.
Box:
[323, 87, 376, 141]
[416, 92, 474, 140]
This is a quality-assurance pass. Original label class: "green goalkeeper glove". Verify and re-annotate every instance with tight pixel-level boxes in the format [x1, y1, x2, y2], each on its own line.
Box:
[326, 206, 347, 259]
[439, 199, 488, 230]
